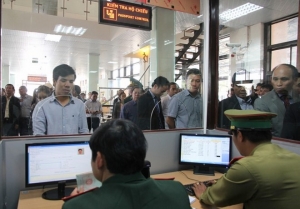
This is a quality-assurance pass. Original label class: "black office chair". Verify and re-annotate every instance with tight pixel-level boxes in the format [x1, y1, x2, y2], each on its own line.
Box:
[141, 160, 151, 178]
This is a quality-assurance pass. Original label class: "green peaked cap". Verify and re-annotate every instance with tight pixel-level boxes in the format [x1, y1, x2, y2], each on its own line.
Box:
[130, 77, 143, 89]
[224, 109, 277, 130]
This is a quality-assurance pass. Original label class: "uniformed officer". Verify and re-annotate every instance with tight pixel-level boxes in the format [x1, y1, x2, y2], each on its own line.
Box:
[193, 109, 300, 209]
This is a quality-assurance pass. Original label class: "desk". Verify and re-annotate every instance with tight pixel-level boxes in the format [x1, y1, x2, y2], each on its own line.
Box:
[18, 171, 243, 209]
[152, 170, 243, 209]
[18, 188, 66, 209]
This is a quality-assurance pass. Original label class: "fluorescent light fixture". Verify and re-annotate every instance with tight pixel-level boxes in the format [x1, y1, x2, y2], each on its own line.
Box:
[220, 3, 263, 22]
[89, 71, 97, 73]
[108, 61, 118, 64]
[54, 24, 87, 36]
[45, 34, 62, 42]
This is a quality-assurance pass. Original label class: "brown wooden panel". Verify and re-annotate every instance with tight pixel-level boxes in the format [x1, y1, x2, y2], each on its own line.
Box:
[144, 0, 200, 15]
[207, 0, 219, 129]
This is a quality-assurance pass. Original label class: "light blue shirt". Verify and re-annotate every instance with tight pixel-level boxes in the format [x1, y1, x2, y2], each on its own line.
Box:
[32, 93, 89, 135]
[167, 89, 202, 129]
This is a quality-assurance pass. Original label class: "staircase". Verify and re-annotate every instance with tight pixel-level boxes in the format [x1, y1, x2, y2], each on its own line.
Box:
[175, 23, 204, 81]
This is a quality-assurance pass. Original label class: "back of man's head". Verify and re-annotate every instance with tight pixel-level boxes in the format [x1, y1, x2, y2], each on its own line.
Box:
[74, 85, 81, 95]
[53, 64, 77, 81]
[89, 119, 147, 175]
[151, 76, 169, 88]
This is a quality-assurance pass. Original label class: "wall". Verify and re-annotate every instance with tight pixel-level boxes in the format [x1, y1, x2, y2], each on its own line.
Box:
[230, 23, 264, 86]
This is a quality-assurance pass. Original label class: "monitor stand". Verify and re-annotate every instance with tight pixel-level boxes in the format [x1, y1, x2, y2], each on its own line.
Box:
[193, 165, 215, 176]
[42, 182, 74, 200]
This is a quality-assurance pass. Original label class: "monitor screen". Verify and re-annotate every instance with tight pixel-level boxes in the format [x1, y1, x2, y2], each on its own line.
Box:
[179, 133, 232, 175]
[25, 141, 92, 199]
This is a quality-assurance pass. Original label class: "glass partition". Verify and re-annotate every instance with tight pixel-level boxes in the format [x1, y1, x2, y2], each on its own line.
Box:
[217, 0, 300, 141]
[1, 0, 299, 140]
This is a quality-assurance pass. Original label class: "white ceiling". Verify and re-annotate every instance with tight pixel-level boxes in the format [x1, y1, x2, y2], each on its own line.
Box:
[1, 0, 299, 85]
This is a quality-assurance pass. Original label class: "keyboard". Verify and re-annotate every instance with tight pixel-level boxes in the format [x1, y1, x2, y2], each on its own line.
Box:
[184, 179, 217, 196]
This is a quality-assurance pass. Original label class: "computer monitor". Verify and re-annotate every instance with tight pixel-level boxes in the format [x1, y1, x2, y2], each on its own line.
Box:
[25, 141, 92, 200]
[179, 133, 232, 176]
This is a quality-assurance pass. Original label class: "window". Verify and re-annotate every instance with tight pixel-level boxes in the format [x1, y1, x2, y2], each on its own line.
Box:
[113, 70, 118, 78]
[132, 63, 140, 75]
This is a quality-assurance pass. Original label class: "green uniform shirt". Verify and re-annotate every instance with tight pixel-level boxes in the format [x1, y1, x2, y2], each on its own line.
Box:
[63, 172, 191, 209]
[201, 143, 300, 209]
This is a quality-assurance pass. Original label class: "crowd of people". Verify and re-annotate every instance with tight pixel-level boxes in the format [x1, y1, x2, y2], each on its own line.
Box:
[219, 63, 300, 140]
[1, 63, 300, 141]
[1, 63, 300, 208]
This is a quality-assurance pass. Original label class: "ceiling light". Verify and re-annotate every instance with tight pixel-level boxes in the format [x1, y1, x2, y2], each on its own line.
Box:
[108, 61, 118, 64]
[220, 3, 263, 22]
[45, 34, 62, 42]
[54, 24, 87, 36]
[89, 71, 97, 73]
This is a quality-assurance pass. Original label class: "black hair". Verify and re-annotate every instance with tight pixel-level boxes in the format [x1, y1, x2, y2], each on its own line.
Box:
[91, 91, 98, 95]
[53, 64, 76, 81]
[256, 83, 263, 87]
[232, 129, 272, 143]
[5, 84, 15, 91]
[132, 86, 141, 93]
[74, 85, 81, 95]
[37, 85, 51, 96]
[272, 64, 298, 79]
[186, 69, 201, 78]
[168, 82, 177, 89]
[89, 119, 147, 175]
[261, 83, 273, 91]
[151, 76, 170, 87]
[19, 86, 27, 90]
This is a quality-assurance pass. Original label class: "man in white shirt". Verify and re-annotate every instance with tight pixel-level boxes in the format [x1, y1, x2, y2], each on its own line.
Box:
[161, 82, 178, 129]
[85, 91, 102, 133]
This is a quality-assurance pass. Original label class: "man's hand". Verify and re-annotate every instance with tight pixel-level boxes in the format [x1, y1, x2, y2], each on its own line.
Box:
[70, 186, 84, 196]
[192, 182, 207, 199]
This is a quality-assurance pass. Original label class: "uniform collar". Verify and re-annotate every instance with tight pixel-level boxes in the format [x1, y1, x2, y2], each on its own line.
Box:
[103, 172, 145, 185]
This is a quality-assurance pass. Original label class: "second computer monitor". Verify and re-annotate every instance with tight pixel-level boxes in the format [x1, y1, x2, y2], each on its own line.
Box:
[179, 133, 232, 175]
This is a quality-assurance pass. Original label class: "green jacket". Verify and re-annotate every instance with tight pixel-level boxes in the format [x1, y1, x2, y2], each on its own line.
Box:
[63, 172, 191, 209]
[201, 143, 300, 209]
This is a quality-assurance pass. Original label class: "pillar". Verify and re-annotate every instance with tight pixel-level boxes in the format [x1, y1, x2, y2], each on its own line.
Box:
[2, 65, 9, 87]
[150, 7, 175, 82]
[88, 53, 99, 93]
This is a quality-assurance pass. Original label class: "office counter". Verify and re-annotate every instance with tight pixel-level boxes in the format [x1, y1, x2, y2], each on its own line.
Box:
[18, 170, 242, 209]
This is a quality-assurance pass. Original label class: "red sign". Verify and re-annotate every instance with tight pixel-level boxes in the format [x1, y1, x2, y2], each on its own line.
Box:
[27, 76, 47, 82]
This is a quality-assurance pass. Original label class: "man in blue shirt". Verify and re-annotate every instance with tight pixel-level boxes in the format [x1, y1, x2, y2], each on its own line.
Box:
[166, 69, 202, 129]
[120, 86, 141, 124]
[32, 64, 88, 135]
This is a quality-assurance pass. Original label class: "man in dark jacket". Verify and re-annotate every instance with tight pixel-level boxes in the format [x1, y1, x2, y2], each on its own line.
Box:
[2, 84, 20, 136]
